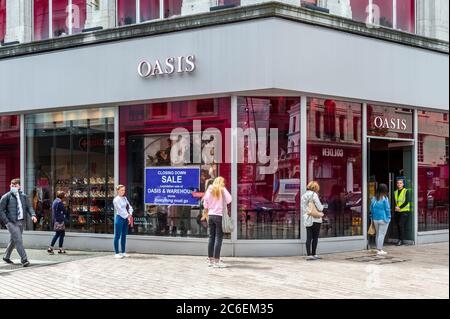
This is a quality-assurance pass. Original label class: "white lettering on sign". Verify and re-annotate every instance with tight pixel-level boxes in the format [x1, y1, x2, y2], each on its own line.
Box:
[322, 148, 344, 157]
[373, 117, 408, 131]
[138, 55, 196, 78]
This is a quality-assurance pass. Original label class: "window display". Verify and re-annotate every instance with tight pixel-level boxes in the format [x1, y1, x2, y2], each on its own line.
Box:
[119, 98, 231, 238]
[25, 108, 114, 233]
[418, 111, 449, 231]
[237, 97, 301, 240]
[307, 98, 362, 237]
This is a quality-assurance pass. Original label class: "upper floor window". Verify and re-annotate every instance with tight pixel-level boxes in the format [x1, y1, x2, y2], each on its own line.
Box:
[34, 0, 87, 41]
[0, 0, 6, 44]
[349, 0, 415, 33]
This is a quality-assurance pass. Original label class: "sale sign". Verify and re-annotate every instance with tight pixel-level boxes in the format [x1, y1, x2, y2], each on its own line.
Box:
[144, 167, 200, 206]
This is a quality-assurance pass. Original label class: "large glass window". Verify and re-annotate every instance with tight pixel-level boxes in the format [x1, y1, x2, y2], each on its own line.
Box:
[307, 98, 362, 237]
[418, 111, 449, 231]
[119, 98, 231, 238]
[25, 108, 115, 233]
[237, 97, 301, 240]
[33, 0, 87, 40]
[0, 0, 5, 44]
[0, 115, 20, 198]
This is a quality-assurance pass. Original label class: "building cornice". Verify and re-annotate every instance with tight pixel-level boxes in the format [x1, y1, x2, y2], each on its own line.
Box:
[0, 1, 448, 60]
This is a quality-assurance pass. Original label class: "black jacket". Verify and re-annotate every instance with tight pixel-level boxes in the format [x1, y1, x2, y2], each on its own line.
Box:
[0, 191, 36, 225]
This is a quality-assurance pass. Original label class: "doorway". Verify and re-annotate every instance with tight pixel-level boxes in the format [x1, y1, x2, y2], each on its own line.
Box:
[368, 138, 415, 245]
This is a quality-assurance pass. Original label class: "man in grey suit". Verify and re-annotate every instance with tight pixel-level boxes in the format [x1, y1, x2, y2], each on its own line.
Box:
[0, 178, 37, 267]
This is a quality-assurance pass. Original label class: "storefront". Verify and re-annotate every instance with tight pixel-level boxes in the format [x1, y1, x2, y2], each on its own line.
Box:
[0, 4, 448, 256]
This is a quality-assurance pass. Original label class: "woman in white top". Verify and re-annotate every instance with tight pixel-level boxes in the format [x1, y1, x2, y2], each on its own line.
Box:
[301, 181, 324, 260]
[113, 185, 133, 258]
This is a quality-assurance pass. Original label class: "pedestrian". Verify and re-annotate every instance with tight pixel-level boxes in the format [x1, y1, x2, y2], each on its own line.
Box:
[203, 176, 232, 268]
[370, 183, 391, 255]
[47, 191, 67, 254]
[394, 177, 411, 246]
[0, 178, 37, 267]
[113, 185, 133, 258]
[301, 181, 324, 260]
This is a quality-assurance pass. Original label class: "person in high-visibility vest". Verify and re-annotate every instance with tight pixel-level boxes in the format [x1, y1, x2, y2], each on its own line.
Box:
[394, 178, 411, 246]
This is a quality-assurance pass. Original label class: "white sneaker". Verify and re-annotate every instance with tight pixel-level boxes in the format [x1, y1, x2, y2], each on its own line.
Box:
[313, 255, 322, 260]
[377, 250, 388, 256]
[114, 254, 124, 259]
[213, 261, 227, 268]
[121, 253, 129, 258]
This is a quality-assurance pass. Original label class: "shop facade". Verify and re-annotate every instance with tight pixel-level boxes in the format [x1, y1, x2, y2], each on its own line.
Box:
[0, 3, 448, 256]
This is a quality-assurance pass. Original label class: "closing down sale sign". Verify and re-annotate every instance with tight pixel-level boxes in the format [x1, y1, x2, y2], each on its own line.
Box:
[145, 167, 200, 206]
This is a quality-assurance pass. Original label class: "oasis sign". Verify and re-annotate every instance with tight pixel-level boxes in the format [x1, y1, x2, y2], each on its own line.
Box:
[138, 55, 196, 78]
[373, 116, 408, 131]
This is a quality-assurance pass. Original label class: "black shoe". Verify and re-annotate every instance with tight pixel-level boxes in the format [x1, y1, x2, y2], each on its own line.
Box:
[22, 260, 31, 267]
[396, 240, 403, 246]
[2, 257, 13, 264]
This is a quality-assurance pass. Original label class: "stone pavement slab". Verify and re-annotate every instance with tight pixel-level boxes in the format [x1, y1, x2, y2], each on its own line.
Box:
[0, 243, 448, 299]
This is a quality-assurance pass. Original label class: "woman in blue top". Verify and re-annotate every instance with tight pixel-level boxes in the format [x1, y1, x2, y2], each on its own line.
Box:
[370, 184, 391, 256]
[47, 191, 67, 254]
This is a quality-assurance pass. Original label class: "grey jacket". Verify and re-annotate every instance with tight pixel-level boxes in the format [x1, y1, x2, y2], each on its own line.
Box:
[0, 191, 36, 225]
[301, 190, 324, 224]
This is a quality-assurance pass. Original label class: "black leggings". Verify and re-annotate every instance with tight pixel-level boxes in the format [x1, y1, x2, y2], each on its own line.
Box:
[306, 223, 321, 256]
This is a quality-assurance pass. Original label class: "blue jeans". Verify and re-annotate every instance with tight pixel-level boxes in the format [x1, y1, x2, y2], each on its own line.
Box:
[373, 220, 390, 250]
[114, 215, 129, 254]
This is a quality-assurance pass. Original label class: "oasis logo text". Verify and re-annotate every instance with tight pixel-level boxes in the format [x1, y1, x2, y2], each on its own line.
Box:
[138, 55, 196, 78]
[373, 116, 407, 131]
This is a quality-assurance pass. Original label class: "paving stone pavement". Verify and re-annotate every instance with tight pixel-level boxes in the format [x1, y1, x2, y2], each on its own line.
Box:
[0, 243, 448, 299]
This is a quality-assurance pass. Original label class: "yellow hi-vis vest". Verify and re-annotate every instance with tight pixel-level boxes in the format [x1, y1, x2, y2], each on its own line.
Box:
[395, 188, 410, 213]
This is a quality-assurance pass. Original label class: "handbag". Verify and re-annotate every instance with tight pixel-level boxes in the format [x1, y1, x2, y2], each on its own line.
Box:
[307, 201, 324, 219]
[368, 220, 376, 236]
[222, 194, 233, 234]
[54, 221, 65, 231]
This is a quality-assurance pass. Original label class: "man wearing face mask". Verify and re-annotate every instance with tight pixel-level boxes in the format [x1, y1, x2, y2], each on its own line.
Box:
[0, 178, 37, 267]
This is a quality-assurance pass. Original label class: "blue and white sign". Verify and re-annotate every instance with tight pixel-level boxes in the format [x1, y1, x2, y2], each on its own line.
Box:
[145, 167, 200, 206]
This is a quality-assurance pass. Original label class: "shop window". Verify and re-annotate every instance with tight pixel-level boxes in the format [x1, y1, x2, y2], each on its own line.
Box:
[117, 0, 136, 25]
[0, 116, 20, 200]
[396, 0, 415, 33]
[33, 0, 86, 40]
[237, 97, 301, 240]
[140, 0, 160, 22]
[25, 108, 115, 233]
[0, 0, 5, 44]
[323, 99, 336, 139]
[164, 0, 182, 18]
[418, 111, 449, 232]
[307, 98, 362, 238]
[119, 98, 231, 238]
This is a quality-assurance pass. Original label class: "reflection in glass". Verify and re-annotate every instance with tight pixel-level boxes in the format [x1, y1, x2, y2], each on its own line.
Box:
[418, 111, 449, 231]
[237, 97, 301, 240]
[307, 98, 362, 237]
[119, 98, 231, 238]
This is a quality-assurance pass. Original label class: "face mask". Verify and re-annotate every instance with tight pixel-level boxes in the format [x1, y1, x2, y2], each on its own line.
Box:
[10, 187, 19, 194]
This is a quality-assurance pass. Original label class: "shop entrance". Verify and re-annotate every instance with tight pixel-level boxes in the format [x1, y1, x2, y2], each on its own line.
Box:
[368, 138, 415, 245]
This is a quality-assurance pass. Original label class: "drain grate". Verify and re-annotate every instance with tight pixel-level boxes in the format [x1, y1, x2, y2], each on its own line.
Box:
[345, 255, 409, 264]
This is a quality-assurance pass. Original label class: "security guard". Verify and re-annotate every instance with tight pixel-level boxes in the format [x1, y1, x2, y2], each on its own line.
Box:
[394, 178, 411, 246]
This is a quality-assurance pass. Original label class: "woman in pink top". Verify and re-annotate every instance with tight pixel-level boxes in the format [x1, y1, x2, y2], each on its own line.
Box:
[203, 176, 232, 268]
